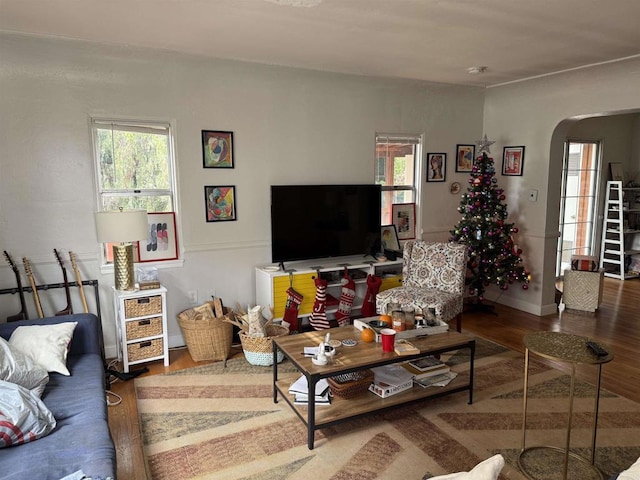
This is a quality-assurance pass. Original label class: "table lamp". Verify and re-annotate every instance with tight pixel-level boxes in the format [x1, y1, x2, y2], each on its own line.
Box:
[94, 209, 149, 291]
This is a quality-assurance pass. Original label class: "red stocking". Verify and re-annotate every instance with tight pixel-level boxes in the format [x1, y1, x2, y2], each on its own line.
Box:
[360, 274, 382, 317]
[309, 277, 330, 330]
[334, 268, 356, 326]
[283, 287, 303, 333]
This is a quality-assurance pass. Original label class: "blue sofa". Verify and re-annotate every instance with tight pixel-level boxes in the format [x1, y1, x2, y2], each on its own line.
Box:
[0, 314, 116, 480]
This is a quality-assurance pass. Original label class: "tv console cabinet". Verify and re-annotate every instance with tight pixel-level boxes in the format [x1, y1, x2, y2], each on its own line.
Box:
[255, 256, 402, 322]
[272, 326, 476, 449]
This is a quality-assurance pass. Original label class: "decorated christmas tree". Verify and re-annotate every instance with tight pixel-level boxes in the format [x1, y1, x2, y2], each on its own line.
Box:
[450, 135, 530, 305]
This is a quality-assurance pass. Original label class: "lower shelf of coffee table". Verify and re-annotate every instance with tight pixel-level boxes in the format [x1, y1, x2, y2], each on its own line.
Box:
[275, 371, 470, 427]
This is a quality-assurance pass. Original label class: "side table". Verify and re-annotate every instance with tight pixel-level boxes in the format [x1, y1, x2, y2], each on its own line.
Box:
[519, 332, 613, 480]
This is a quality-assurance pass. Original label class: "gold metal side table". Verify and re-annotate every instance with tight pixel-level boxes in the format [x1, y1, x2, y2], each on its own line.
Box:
[518, 332, 613, 480]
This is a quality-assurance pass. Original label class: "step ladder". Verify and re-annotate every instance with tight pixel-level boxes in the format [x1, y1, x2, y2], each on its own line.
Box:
[599, 181, 640, 279]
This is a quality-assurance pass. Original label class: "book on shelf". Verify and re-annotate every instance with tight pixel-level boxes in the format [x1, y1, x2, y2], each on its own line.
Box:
[294, 392, 331, 406]
[394, 339, 420, 356]
[413, 371, 458, 388]
[407, 355, 446, 372]
[369, 364, 415, 398]
[402, 361, 450, 379]
[288, 375, 330, 397]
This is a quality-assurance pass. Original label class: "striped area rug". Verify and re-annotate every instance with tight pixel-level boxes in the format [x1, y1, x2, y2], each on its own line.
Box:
[135, 338, 640, 480]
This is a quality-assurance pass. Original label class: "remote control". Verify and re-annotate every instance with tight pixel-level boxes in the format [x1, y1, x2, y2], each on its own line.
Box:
[586, 340, 608, 356]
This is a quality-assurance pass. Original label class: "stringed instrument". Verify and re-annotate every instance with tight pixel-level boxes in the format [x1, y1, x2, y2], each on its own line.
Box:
[69, 251, 89, 314]
[53, 248, 73, 316]
[23, 257, 44, 318]
[2, 250, 28, 321]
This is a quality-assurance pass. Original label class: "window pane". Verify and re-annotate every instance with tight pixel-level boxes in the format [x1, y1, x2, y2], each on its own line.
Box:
[102, 195, 172, 213]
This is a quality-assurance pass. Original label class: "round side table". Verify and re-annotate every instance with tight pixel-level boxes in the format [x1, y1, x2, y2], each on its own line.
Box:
[518, 332, 613, 480]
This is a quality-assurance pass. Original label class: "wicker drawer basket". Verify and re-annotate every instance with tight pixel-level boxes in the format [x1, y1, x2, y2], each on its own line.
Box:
[124, 295, 162, 318]
[127, 338, 164, 362]
[126, 316, 163, 340]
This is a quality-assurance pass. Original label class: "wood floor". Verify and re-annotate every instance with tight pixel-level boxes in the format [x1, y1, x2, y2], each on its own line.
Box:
[107, 277, 640, 480]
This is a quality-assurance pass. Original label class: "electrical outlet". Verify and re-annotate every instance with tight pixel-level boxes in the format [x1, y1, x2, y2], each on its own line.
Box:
[528, 189, 538, 202]
[188, 290, 198, 305]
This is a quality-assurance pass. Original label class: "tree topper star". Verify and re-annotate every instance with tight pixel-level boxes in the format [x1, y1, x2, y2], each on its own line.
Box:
[477, 134, 495, 154]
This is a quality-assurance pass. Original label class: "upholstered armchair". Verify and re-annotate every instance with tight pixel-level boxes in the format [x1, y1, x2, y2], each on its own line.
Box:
[376, 241, 467, 332]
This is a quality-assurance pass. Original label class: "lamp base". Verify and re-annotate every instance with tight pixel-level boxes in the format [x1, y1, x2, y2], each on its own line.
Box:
[113, 244, 136, 291]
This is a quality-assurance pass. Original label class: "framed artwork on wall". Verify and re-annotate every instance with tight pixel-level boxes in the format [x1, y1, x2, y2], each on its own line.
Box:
[392, 203, 416, 240]
[381, 224, 401, 251]
[138, 212, 178, 262]
[455, 144, 476, 172]
[502, 146, 525, 176]
[202, 130, 234, 168]
[205, 186, 237, 222]
[426, 153, 446, 182]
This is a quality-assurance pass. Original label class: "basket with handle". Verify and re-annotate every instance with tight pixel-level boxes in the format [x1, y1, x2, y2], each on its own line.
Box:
[177, 302, 234, 363]
[226, 311, 289, 366]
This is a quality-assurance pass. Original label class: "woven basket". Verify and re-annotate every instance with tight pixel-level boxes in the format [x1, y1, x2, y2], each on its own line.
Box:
[238, 324, 289, 366]
[177, 303, 234, 362]
[327, 370, 374, 399]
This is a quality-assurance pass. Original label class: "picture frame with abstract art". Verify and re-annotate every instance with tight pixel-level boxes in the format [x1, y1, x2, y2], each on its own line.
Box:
[205, 186, 237, 222]
[138, 212, 179, 262]
[392, 203, 416, 240]
[502, 146, 525, 176]
[455, 144, 476, 172]
[202, 130, 234, 168]
[426, 153, 446, 182]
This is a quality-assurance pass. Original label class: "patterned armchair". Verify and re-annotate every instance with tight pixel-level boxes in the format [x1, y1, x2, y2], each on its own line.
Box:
[376, 241, 467, 332]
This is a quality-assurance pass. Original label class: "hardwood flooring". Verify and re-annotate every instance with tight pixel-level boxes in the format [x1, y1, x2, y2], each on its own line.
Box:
[107, 277, 640, 480]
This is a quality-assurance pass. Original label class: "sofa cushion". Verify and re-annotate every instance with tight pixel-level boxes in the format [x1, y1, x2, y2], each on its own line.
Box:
[0, 336, 49, 397]
[618, 456, 640, 480]
[428, 454, 504, 480]
[0, 379, 56, 448]
[9, 322, 77, 375]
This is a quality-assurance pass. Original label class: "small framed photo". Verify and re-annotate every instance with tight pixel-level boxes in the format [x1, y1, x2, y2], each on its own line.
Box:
[381, 225, 401, 251]
[426, 153, 446, 182]
[138, 212, 179, 262]
[392, 203, 416, 240]
[502, 146, 525, 176]
[205, 186, 237, 222]
[202, 130, 234, 168]
[456, 144, 476, 172]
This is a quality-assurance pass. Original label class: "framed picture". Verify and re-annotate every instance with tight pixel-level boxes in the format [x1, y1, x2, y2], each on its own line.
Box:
[138, 212, 179, 262]
[392, 203, 416, 240]
[502, 146, 525, 176]
[205, 186, 237, 222]
[426, 153, 446, 182]
[381, 225, 401, 251]
[455, 144, 476, 172]
[202, 130, 234, 168]
[610, 162, 624, 182]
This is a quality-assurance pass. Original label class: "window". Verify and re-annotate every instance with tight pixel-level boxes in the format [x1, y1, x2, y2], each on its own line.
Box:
[92, 119, 176, 212]
[374, 134, 422, 226]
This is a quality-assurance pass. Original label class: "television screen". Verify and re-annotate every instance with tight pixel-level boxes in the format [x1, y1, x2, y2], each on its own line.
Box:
[271, 184, 382, 264]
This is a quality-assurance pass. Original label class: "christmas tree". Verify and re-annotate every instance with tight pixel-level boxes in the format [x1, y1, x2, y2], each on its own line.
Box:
[450, 136, 530, 305]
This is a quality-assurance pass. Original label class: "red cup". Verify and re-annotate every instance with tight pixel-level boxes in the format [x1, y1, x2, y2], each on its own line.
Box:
[380, 328, 396, 352]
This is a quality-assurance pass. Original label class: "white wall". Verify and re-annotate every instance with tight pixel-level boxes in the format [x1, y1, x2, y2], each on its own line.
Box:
[484, 58, 640, 314]
[0, 33, 484, 357]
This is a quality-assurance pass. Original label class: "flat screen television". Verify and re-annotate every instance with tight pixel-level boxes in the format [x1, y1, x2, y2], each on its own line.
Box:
[271, 184, 382, 264]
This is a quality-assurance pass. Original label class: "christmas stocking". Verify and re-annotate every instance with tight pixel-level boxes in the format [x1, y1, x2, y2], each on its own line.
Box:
[309, 277, 330, 330]
[334, 268, 356, 326]
[360, 274, 382, 317]
[283, 287, 303, 333]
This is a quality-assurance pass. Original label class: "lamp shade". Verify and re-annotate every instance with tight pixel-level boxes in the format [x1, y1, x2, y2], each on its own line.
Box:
[94, 209, 149, 243]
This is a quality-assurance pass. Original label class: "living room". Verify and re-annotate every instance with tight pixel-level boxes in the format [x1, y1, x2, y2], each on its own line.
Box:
[2, 1, 640, 479]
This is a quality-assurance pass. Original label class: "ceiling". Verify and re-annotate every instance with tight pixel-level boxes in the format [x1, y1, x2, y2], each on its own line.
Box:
[2, 0, 640, 87]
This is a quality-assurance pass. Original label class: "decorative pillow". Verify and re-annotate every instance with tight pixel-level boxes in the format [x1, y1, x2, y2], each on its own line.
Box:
[9, 322, 78, 376]
[429, 454, 505, 480]
[0, 379, 56, 448]
[619, 456, 640, 480]
[0, 337, 49, 397]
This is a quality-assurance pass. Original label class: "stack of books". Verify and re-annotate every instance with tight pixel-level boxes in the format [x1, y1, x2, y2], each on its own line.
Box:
[369, 363, 415, 398]
[288, 375, 331, 405]
[401, 356, 456, 388]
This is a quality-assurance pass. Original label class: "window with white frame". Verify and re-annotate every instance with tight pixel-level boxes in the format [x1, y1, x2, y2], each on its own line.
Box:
[92, 119, 178, 263]
[374, 133, 422, 227]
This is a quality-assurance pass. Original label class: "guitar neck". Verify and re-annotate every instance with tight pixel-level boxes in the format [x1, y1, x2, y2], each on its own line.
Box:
[70, 252, 89, 314]
[23, 257, 44, 318]
[54, 249, 73, 316]
[3, 250, 28, 321]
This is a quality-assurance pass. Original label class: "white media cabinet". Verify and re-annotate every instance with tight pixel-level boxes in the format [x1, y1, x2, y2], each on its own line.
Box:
[255, 256, 403, 322]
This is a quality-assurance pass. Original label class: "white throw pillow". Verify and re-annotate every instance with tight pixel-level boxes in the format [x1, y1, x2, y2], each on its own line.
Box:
[9, 322, 78, 376]
[429, 454, 505, 480]
[0, 336, 49, 397]
[619, 457, 640, 480]
[0, 379, 56, 448]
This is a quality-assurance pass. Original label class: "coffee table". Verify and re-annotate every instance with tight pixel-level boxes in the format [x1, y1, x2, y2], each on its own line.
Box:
[272, 325, 475, 449]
